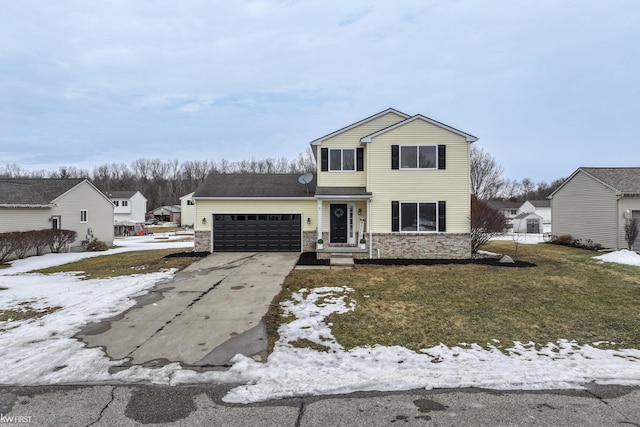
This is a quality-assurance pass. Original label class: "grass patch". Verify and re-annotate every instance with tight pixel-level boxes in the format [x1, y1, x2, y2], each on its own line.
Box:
[268, 242, 640, 353]
[0, 304, 62, 323]
[289, 338, 332, 352]
[32, 249, 201, 279]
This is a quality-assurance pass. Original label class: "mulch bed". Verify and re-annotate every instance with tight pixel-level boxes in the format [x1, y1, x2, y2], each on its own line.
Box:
[163, 251, 210, 258]
[296, 252, 535, 268]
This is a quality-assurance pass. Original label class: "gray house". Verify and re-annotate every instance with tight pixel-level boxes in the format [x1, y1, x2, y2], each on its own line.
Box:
[549, 167, 640, 250]
[0, 178, 115, 250]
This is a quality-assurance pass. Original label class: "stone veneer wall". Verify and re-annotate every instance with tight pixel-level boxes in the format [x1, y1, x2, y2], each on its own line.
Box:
[194, 230, 211, 252]
[357, 233, 470, 259]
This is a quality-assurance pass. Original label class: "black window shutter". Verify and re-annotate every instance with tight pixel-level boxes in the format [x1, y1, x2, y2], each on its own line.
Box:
[391, 145, 399, 170]
[438, 201, 446, 232]
[357, 148, 364, 171]
[438, 145, 446, 170]
[391, 201, 400, 232]
[321, 148, 328, 172]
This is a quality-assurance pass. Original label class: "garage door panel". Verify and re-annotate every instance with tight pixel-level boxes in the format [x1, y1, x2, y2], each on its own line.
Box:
[213, 214, 301, 252]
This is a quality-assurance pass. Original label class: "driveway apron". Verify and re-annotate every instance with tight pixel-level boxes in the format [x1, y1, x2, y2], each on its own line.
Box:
[76, 252, 299, 367]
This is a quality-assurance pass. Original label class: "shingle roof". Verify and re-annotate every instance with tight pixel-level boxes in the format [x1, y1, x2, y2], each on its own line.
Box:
[0, 178, 86, 206]
[193, 173, 317, 198]
[581, 168, 640, 195]
[108, 190, 137, 199]
[315, 187, 372, 198]
[527, 200, 551, 208]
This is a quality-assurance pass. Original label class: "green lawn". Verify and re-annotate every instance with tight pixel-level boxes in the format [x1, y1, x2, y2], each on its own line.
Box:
[267, 242, 640, 352]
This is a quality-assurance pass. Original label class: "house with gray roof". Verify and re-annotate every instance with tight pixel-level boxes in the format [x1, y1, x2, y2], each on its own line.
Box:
[0, 178, 114, 250]
[192, 108, 477, 259]
[549, 167, 640, 250]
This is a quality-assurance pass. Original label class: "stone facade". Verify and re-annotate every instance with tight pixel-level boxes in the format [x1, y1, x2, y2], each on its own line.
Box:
[194, 230, 211, 252]
[368, 233, 471, 259]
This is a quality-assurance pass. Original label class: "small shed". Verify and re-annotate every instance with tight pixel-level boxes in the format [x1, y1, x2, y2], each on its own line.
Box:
[512, 212, 543, 234]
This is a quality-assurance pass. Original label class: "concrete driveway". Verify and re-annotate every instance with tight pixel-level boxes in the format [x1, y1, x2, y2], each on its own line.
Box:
[76, 252, 299, 368]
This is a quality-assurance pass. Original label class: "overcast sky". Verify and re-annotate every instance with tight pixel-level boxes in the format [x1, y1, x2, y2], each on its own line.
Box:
[1, 1, 638, 183]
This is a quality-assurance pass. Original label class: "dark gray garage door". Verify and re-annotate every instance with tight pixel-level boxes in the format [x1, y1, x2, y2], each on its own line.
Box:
[213, 214, 301, 252]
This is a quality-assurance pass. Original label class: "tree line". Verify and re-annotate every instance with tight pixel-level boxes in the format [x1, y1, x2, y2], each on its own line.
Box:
[0, 150, 316, 211]
[470, 146, 565, 201]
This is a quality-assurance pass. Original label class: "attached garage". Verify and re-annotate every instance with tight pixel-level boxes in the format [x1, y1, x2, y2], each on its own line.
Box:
[212, 214, 302, 252]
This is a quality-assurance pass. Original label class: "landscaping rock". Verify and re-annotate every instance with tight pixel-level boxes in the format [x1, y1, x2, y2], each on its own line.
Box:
[499, 255, 515, 264]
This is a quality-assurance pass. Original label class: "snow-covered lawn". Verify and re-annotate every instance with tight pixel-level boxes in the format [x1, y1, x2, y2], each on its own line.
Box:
[1, 236, 639, 404]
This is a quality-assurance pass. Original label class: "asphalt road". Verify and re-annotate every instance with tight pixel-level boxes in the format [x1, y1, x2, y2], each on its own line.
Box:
[1, 383, 639, 426]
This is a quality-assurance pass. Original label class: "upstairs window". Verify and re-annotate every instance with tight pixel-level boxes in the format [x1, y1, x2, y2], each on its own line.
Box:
[392, 144, 446, 170]
[401, 145, 437, 169]
[321, 148, 364, 172]
[113, 201, 119, 206]
[80, 210, 88, 223]
[329, 148, 355, 171]
[122, 200, 128, 207]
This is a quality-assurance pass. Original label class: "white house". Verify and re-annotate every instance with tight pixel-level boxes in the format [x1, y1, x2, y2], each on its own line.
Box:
[519, 200, 551, 231]
[109, 190, 147, 236]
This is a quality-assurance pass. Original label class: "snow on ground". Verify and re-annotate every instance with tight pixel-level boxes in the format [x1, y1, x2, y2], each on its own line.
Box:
[490, 233, 547, 244]
[594, 249, 640, 267]
[1, 235, 640, 403]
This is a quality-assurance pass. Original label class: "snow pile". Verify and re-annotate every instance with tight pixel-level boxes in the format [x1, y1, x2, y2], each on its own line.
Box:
[594, 250, 640, 267]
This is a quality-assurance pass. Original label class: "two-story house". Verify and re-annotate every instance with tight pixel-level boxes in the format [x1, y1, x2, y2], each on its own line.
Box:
[192, 108, 477, 259]
[110, 190, 147, 235]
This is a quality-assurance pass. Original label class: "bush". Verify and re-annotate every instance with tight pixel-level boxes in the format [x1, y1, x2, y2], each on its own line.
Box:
[551, 234, 602, 251]
[85, 239, 109, 252]
[471, 197, 508, 253]
[554, 234, 575, 246]
[47, 229, 77, 253]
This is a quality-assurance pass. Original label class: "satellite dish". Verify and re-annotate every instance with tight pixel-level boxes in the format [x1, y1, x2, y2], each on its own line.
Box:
[298, 173, 314, 196]
[298, 173, 314, 184]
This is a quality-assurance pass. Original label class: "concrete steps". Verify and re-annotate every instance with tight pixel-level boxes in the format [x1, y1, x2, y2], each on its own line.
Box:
[330, 253, 354, 269]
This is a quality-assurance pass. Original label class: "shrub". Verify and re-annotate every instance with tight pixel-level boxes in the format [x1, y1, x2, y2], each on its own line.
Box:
[554, 234, 575, 246]
[47, 229, 77, 253]
[470, 197, 508, 253]
[85, 239, 109, 252]
[11, 231, 34, 259]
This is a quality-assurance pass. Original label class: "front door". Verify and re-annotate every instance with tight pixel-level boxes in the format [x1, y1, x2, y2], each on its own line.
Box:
[330, 203, 348, 243]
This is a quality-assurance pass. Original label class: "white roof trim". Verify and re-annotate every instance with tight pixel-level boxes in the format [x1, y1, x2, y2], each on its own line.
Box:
[360, 114, 479, 143]
[192, 197, 315, 201]
[315, 194, 373, 201]
[309, 108, 410, 145]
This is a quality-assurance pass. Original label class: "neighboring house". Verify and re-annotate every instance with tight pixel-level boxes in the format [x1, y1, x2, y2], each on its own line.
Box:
[109, 190, 147, 235]
[519, 200, 551, 232]
[487, 200, 521, 225]
[0, 178, 114, 250]
[180, 192, 196, 228]
[512, 212, 543, 234]
[549, 167, 640, 250]
[192, 108, 478, 259]
[151, 205, 181, 224]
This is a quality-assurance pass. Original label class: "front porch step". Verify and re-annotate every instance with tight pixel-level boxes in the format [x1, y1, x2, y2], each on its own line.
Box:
[330, 253, 354, 269]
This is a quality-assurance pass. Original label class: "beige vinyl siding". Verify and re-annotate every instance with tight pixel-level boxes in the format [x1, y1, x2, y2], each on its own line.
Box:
[0, 181, 114, 247]
[617, 196, 640, 248]
[551, 171, 618, 248]
[366, 119, 471, 233]
[0, 208, 52, 233]
[51, 181, 115, 246]
[195, 199, 317, 232]
[317, 112, 406, 188]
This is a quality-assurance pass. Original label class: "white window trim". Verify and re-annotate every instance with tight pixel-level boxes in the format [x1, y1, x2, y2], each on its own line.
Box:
[80, 209, 88, 223]
[399, 201, 438, 233]
[399, 144, 438, 170]
[328, 148, 357, 172]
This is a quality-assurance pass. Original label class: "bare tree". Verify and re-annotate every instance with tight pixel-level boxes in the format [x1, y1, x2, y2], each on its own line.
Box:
[470, 146, 504, 200]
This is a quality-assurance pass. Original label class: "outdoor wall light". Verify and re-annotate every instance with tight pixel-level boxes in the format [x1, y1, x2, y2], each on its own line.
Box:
[357, 208, 362, 217]
[202, 217, 207, 224]
[307, 217, 311, 225]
